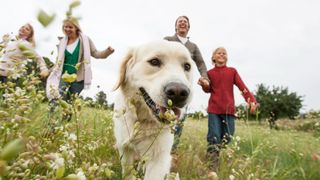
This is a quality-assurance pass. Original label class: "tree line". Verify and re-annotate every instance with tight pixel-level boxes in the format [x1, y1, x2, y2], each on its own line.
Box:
[188, 83, 308, 129]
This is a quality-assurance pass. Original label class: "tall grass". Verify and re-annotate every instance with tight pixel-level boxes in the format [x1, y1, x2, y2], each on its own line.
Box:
[1, 102, 319, 179]
[177, 119, 320, 179]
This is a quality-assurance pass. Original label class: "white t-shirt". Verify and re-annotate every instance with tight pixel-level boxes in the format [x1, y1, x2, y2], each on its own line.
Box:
[66, 38, 79, 54]
[177, 35, 188, 44]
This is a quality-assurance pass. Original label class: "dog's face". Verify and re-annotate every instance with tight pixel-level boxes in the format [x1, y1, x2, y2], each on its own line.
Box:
[115, 40, 193, 122]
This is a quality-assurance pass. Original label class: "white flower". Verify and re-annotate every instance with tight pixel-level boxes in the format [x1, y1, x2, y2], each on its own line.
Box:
[2, 93, 11, 99]
[11, 71, 21, 79]
[88, 163, 99, 172]
[68, 150, 75, 159]
[231, 168, 236, 173]
[229, 174, 235, 180]
[87, 142, 98, 151]
[56, 157, 64, 167]
[15, 87, 25, 96]
[75, 169, 86, 180]
[235, 136, 241, 141]
[50, 154, 65, 170]
[68, 133, 77, 141]
[59, 145, 68, 152]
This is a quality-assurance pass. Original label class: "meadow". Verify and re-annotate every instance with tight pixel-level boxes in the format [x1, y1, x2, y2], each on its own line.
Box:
[2, 1, 319, 178]
[1, 97, 319, 179]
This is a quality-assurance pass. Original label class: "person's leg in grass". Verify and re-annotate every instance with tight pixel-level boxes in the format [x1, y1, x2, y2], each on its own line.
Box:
[207, 113, 223, 172]
[170, 112, 187, 172]
[221, 115, 235, 146]
[63, 80, 84, 121]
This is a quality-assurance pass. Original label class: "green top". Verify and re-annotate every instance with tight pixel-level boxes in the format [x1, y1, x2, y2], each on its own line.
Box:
[62, 40, 80, 74]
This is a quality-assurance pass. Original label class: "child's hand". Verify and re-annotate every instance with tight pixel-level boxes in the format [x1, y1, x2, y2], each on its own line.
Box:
[198, 77, 209, 87]
[198, 77, 210, 91]
[249, 102, 259, 113]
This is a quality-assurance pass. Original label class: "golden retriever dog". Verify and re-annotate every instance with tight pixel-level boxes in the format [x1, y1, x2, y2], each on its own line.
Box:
[113, 40, 194, 180]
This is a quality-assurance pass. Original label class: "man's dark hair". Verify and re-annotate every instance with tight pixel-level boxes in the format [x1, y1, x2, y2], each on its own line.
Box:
[175, 15, 190, 32]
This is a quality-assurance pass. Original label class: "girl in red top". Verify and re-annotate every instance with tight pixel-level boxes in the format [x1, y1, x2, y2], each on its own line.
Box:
[198, 47, 258, 171]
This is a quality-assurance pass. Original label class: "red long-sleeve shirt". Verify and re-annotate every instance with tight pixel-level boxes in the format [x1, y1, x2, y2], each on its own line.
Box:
[202, 65, 257, 115]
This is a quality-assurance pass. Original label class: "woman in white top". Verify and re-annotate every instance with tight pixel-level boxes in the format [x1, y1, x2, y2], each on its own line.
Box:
[46, 17, 114, 101]
[0, 23, 49, 83]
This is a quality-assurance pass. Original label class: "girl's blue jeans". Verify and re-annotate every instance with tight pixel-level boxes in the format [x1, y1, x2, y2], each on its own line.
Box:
[207, 113, 235, 153]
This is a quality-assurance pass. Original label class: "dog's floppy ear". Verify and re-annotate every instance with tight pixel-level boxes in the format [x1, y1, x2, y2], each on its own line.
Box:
[113, 48, 135, 91]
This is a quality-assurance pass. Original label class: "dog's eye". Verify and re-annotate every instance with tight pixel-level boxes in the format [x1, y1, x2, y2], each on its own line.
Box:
[184, 63, 191, 71]
[148, 58, 161, 67]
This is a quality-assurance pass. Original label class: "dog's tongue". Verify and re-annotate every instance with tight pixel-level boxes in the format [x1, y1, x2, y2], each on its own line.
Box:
[172, 107, 181, 119]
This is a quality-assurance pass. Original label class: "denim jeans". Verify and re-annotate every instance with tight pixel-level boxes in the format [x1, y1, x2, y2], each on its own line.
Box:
[59, 80, 84, 101]
[0, 76, 7, 83]
[49, 80, 84, 121]
[207, 113, 235, 153]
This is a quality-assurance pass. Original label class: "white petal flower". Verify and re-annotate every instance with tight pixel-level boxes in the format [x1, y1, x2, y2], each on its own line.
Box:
[235, 136, 241, 141]
[68, 150, 75, 158]
[55, 157, 65, 168]
[229, 174, 235, 180]
[11, 71, 21, 79]
[76, 169, 86, 180]
[50, 154, 64, 170]
[68, 133, 77, 141]
[59, 145, 68, 152]
[15, 87, 25, 96]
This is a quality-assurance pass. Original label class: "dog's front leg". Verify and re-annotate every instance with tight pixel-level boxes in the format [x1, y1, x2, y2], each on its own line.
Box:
[143, 152, 172, 180]
[144, 131, 173, 180]
[120, 147, 140, 180]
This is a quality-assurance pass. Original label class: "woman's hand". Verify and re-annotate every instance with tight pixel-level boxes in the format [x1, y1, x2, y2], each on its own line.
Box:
[107, 46, 115, 54]
[40, 69, 49, 79]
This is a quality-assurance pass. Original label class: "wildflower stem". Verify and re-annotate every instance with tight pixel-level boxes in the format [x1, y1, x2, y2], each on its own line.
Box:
[75, 103, 81, 165]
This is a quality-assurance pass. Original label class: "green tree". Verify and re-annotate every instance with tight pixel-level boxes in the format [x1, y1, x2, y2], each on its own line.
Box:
[235, 104, 259, 123]
[84, 96, 95, 107]
[109, 103, 114, 111]
[188, 111, 206, 120]
[255, 84, 303, 128]
[95, 91, 108, 109]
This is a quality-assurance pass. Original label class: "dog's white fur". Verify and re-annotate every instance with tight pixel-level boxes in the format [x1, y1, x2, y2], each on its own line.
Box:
[113, 40, 193, 180]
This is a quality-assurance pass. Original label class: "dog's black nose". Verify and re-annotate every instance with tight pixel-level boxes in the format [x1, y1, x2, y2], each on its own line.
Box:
[164, 82, 190, 108]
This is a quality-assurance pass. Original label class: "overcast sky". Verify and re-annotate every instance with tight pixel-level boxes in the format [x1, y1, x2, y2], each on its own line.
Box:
[1, 0, 319, 113]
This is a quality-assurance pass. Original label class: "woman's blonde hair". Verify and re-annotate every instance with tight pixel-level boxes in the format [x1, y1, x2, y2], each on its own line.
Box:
[62, 17, 82, 35]
[24, 23, 36, 47]
[211, 47, 227, 64]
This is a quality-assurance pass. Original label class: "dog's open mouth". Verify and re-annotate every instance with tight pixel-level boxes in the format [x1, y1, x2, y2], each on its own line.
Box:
[139, 87, 181, 124]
